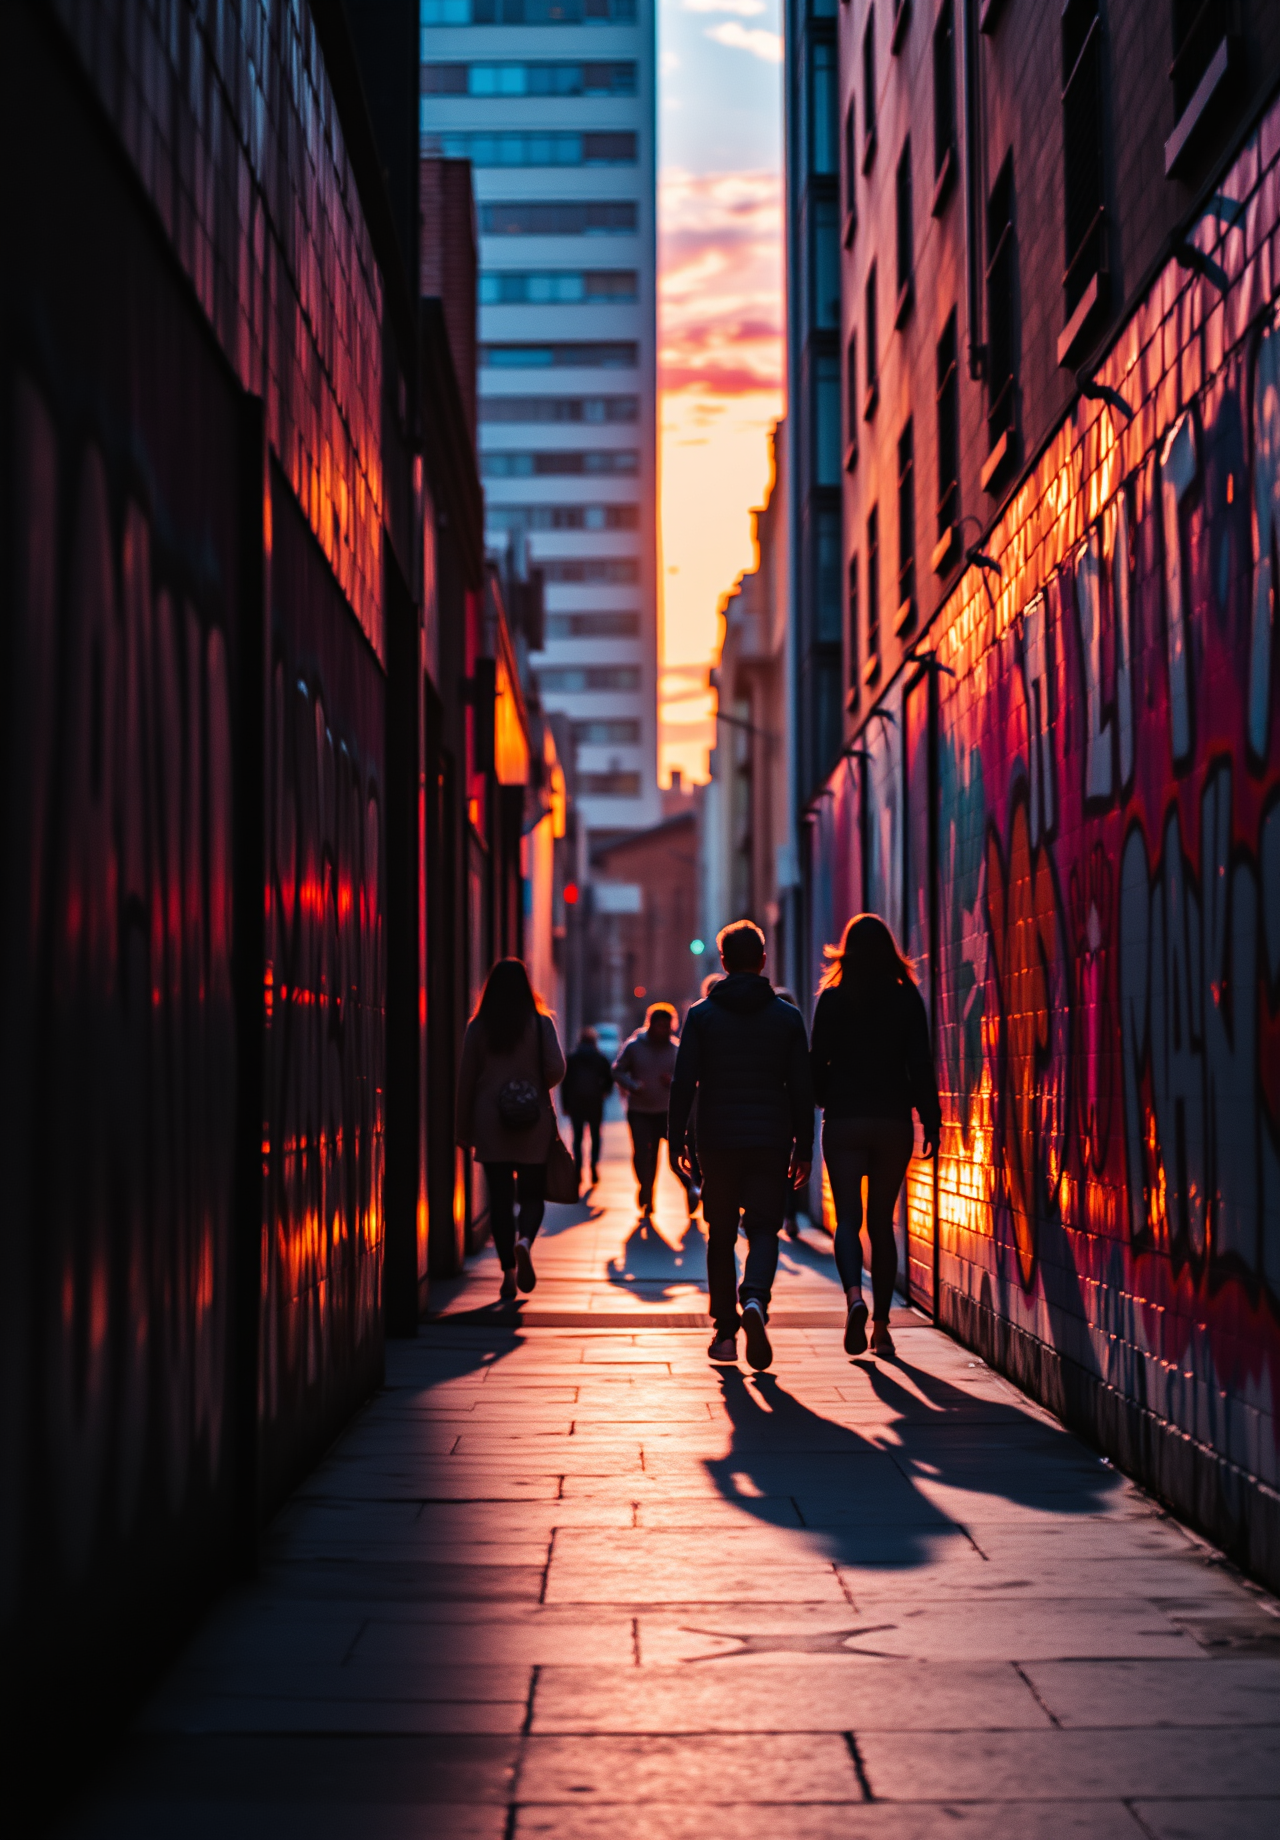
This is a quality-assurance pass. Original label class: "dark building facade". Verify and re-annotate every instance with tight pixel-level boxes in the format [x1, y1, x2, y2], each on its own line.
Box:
[785, 0, 846, 811]
[798, 1, 1280, 1585]
[0, 0, 551, 1804]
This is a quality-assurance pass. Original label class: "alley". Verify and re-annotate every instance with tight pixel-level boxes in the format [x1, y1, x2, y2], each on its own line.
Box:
[61, 1128, 1280, 1838]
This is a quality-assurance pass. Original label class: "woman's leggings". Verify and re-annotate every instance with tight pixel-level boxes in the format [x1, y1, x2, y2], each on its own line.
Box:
[483, 1162, 546, 1269]
[821, 1117, 914, 1321]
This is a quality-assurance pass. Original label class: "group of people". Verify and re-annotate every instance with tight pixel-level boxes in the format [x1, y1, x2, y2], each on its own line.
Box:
[454, 912, 941, 1368]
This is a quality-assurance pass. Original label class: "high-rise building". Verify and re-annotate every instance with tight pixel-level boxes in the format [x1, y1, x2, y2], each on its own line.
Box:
[420, 0, 661, 841]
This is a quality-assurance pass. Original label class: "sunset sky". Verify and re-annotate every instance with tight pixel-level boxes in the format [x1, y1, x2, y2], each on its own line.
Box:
[656, 0, 784, 787]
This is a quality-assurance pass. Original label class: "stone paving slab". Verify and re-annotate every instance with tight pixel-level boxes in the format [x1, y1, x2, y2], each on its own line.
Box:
[57, 1124, 1280, 1836]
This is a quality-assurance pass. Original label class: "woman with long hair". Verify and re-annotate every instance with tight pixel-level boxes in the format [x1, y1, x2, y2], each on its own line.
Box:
[810, 914, 940, 1357]
[456, 958, 566, 1299]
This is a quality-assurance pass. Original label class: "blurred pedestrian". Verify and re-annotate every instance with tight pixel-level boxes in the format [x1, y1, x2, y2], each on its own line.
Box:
[614, 1003, 683, 1216]
[456, 958, 566, 1300]
[669, 921, 813, 1371]
[561, 1025, 614, 1186]
[809, 914, 940, 1359]
[773, 987, 804, 1239]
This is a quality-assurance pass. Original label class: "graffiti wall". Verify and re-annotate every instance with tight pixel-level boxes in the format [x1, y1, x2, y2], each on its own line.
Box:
[827, 101, 1280, 1582]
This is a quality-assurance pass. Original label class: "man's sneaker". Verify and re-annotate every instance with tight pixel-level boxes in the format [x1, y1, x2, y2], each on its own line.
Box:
[500, 1268, 518, 1302]
[515, 1238, 537, 1293]
[708, 1332, 738, 1363]
[870, 1321, 895, 1357]
[742, 1300, 772, 1371]
[843, 1297, 869, 1356]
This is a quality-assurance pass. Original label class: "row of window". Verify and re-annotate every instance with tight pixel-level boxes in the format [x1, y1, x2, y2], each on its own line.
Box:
[479, 269, 637, 304]
[573, 718, 641, 744]
[579, 772, 642, 798]
[479, 393, 638, 421]
[550, 611, 640, 638]
[487, 502, 639, 531]
[479, 201, 638, 236]
[422, 130, 637, 166]
[422, 0, 635, 22]
[538, 664, 641, 690]
[422, 61, 636, 97]
[481, 448, 638, 476]
[542, 559, 639, 582]
[481, 342, 638, 367]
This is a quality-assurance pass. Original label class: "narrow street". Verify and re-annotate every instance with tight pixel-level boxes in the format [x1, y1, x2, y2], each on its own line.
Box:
[61, 1126, 1279, 1838]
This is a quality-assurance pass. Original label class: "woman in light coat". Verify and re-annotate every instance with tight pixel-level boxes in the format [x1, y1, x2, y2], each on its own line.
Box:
[456, 958, 566, 1299]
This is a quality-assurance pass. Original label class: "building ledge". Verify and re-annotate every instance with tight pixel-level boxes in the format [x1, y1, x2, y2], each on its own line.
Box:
[862, 651, 881, 685]
[863, 380, 879, 422]
[894, 277, 914, 330]
[894, 595, 916, 636]
[1057, 269, 1106, 368]
[862, 127, 878, 176]
[891, 0, 911, 54]
[843, 208, 857, 250]
[980, 427, 1011, 493]
[931, 145, 957, 218]
[931, 524, 960, 575]
[1165, 37, 1233, 178]
[845, 439, 859, 474]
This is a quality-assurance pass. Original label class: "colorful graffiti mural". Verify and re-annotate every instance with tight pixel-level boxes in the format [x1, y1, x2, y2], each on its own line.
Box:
[813, 111, 1280, 1574]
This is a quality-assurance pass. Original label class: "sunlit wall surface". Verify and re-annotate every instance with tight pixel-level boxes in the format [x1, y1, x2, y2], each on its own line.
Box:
[808, 105, 1280, 1585]
[421, 0, 661, 837]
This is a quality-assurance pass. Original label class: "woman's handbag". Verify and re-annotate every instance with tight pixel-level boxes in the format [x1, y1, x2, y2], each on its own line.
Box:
[545, 1132, 580, 1204]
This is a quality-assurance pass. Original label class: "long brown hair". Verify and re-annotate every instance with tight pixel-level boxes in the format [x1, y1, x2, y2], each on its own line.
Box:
[474, 958, 545, 1053]
[818, 913, 915, 997]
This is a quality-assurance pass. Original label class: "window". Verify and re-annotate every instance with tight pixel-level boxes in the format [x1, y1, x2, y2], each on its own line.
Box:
[862, 9, 877, 168]
[843, 98, 857, 241]
[479, 201, 638, 235]
[864, 264, 878, 416]
[866, 506, 880, 671]
[932, 0, 957, 208]
[487, 504, 639, 532]
[847, 555, 860, 698]
[811, 41, 839, 176]
[579, 772, 642, 797]
[479, 270, 638, 304]
[422, 61, 637, 96]
[539, 559, 640, 583]
[573, 720, 641, 746]
[422, 131, 638, 167]
[986, 155, 1016, 456]
[537, 665, 643, 692]
[551, 613, 640, 639]
[895, 137, 914, 322]
[1062, 0, 1104, 319]
[845, 331, 858, 468]
[480, 394, 639, 421]
[481, 449, 638, 477]
[816, 509, 842, 642]
[480, 342, 638, 368]
[935, 310, 959, 543]
[1171, 0, 1230, 120]
[815, 352, 842, 487]
[421, 0, 636, 21]
[897, 418, 916, 622]
[812, 197, 840, 329]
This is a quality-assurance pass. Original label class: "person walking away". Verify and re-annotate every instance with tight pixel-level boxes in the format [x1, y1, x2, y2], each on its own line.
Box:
[773, 988, 804, 1240]
[456, 958, 567, 1300]
[669, 921, 813, 1370]
[614, 1003, 681, 1216]
[809, 914, 940, 1358]
[561, 1026, 614, 1186]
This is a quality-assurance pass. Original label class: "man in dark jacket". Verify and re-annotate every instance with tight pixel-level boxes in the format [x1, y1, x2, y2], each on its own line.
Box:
[669, 919, 814, 1369]
[560, 1027, 614, 1185]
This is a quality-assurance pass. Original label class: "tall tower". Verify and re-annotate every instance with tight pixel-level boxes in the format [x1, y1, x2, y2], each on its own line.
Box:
[420, 0, 661, 843]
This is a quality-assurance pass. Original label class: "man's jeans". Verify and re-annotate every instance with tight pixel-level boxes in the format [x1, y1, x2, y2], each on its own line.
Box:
[698, 1145, 792, 1335]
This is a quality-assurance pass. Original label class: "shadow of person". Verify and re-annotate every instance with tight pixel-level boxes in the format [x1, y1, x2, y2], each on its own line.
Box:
[703, 1356, 1123, 1571]
[606, 1215, 706, 1301]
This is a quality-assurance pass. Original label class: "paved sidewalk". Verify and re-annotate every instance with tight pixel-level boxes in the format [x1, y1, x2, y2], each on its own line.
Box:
[62, 1126, 1280, 1837]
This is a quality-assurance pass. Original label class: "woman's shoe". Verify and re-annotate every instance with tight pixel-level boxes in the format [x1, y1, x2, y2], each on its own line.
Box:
[870, 1320, 895, 1357]
[500, 1268, 518, 1301]
[708, 1332, 738, 1362]
[515, 1239, 537, 1293]
[843, 1296, 869, 1356]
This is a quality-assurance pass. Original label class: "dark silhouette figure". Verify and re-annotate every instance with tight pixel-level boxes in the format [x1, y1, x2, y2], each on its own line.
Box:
[810, 914, 940, 1359]
[561, 1025, 614, 1186]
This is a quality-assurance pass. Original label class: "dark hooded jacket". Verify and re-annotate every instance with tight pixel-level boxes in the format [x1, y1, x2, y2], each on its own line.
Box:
[668, 973, 814, 1157]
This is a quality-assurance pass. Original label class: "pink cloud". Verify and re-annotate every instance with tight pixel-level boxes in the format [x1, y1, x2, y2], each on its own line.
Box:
[659, 167, 783, 398]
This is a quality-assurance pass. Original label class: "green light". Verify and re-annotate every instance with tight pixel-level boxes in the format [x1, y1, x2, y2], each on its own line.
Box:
[689, 937, 705, 956]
